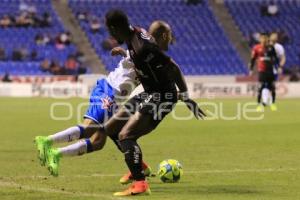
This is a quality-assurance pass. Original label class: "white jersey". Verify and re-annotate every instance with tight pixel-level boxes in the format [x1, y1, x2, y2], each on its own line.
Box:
[106, 55, 138, 100]
[274, 43, 285, 59]
[272, 43, 285, 74]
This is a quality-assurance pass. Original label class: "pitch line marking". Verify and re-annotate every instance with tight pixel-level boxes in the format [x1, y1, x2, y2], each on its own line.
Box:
[185, 168, 298, 174]
[0, 180, 132, 200]
[4, 168, 298, 180]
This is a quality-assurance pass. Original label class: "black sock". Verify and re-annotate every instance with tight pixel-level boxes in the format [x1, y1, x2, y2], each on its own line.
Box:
[120, 139, 145, 181]
[270, 83, 276, 103]
[271, 89, 276, 103]
[257, 83, 264, 104]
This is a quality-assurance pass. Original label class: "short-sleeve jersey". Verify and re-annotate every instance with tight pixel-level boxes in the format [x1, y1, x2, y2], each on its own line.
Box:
[252, 44, 278, 73]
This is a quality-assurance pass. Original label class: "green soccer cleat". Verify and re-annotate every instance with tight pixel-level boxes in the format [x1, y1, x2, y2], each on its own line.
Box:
[256, 104, 264, 112]
[47, 148, 62, 177]
[34, 136, 52, 166]
[270, 103, 278, 111]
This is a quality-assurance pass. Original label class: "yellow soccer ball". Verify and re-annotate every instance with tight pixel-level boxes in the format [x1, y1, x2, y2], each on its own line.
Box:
[157, 159, 183, 183]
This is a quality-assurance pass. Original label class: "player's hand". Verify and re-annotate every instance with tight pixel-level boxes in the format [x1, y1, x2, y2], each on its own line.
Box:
[111, 47, 127, 57]
[249, 70, 253, 76]
[248, 63, 254, 76]
[184, 99, 206, 119]
[278, 67, 283, 75]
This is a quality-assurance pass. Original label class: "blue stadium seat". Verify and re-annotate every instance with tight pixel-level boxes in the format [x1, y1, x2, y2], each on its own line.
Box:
[0, 0, 80, 76]
[69, 0, 248, 75]
[225, 0, 300, 69]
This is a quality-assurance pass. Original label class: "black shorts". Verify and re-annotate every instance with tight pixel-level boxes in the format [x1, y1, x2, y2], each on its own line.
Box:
[124, 91, 178, 128]
[258, 72, 276, 83]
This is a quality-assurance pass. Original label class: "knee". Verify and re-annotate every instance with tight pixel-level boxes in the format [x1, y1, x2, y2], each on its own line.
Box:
[118, 132, 129, 141]
[89, 136, 106, 151]
[92, 142, 105, 151]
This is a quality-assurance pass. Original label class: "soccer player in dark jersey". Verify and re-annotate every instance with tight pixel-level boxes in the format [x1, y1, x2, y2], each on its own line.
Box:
[101, 10, 206, 196]
[249, 33, 279, 111]
[35, 21, 181, 183]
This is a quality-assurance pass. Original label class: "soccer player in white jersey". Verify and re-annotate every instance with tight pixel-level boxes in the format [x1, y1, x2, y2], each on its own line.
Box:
[270, 32, 286, 75]
[34, 21, 173, 183]
[260, 32, 286, 108]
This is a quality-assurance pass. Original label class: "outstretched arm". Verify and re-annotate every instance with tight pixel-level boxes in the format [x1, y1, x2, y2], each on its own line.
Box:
[170, 59, 206, 119]
[170, 59, 188, 94]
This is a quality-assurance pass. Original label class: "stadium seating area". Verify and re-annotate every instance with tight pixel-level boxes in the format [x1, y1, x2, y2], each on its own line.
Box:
[69, 0, 248, 75]
[225, 0, 300, 68]
[2, 0, 299, 76]
[0, 0, 78, 76]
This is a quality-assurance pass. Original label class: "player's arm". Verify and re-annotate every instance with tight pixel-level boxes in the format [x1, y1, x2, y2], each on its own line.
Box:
[278, 53, 286, 74]
[278, 46, 286, 74]
[169, 59, 206, 119]
[169, 59, 187, 94]
[248, 47, 258, 75]
[111, 47, 127, 57]
[279, 54, 286, 68]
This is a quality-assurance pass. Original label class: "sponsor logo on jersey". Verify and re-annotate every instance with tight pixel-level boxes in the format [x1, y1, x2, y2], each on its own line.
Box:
[140, 29, 151, 40]
[144, 53, 154, 62]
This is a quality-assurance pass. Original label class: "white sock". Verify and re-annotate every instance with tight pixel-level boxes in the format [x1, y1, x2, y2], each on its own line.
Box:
[58, 140, 88, 157]
[262, 88, 270, 105]
[48, 126, 83, 143]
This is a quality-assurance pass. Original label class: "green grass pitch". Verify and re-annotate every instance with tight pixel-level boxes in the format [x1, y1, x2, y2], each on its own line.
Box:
[0, 97, 300, 200]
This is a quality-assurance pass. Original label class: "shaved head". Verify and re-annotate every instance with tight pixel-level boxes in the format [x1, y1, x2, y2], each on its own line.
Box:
[270, 32, 278, 43]
[149, 20, 171, 38]
[148, 20, 172, 51]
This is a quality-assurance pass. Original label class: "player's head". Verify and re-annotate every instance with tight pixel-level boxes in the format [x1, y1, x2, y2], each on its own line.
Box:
[105, 9, 131, 44]
[269, 32, 278, 44]
[259, 33, 269, 46]
[148, 20, 172, 51]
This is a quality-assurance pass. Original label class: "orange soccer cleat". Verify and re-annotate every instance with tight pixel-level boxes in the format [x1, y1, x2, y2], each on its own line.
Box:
[114, 180, 151, 196]
[119, 162, 152, 184]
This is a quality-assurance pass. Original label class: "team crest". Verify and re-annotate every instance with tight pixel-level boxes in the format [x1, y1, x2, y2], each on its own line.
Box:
[101, 96, 114, 111]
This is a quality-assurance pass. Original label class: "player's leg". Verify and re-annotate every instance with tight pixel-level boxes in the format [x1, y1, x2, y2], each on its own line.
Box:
[52, 119, 103, 156]
[256, 81, 265, 111]
[44, 78, 114, 146]
[46, 129, 107, 177]
[109, 134, 152, 185]
[114, 112, 157, 196]
[114, 112, 154, 184]
[113, 93, 177, 196]
[46, 96, 116, 176]
[34, 125, 84, 166]
[45, 119, 105, 176]
[34, 118, 99, 166]
[34, 81, 106, 165]
[46, 106, 131, 176]
[45, 81, 115, 175]
[108, 126, 152, 184]
[261, 87, 270, 106]
[104, 94, 154, 184]
[269, 81, 277, 111]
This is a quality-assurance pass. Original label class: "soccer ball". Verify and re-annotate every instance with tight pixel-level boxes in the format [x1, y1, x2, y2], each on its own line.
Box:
[157, 159, 183, 183]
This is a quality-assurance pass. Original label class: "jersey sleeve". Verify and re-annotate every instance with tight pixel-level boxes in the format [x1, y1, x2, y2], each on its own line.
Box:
[275, 44, 285, 58]
[251, 45, 259, 58]
[138, 27, 171, 65]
